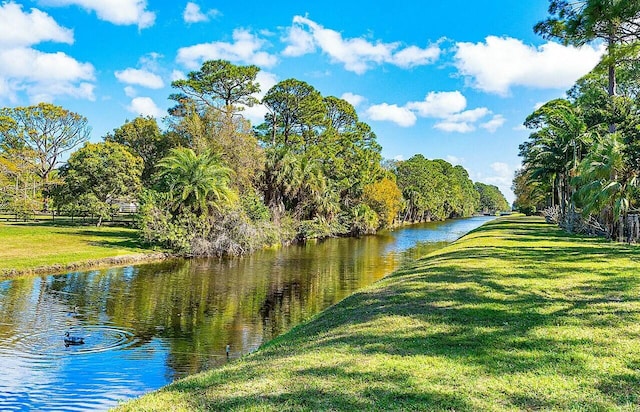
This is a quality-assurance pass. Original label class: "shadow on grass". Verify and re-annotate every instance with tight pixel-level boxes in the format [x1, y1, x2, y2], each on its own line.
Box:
[147, 216, 640, 411]
[74, 229, 146, 249]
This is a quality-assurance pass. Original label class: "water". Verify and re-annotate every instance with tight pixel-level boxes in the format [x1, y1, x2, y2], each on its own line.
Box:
[0, 216, 494, 411]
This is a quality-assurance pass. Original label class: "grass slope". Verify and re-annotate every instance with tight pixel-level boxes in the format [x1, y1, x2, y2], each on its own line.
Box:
[116, 216, 640, 411]
[0, 221, 155, 275]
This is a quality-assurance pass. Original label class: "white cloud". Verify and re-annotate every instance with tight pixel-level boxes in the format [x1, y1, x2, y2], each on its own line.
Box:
[0, 47, 95, 103]
[183, 2, 219, 24]
[513, 124, 528, 131]
[282, 25, 316, 56]
[124, 86, 137, 97]
[480, 114, 506, 133]
[255, 71, 278, 98]
[364, 90, 501, 133]
[454, 36, 604, 95]
[127, 96, 163, 117]
[490, 162, 511, 176]
[391, 45, 441, 68]
[0, 4, 94, 103]
[177, 28, 277, 69]
[484, 162, 514, 194]
[393, 154, 404, 161]
[432, 108, 491, 134]
[446, 155, 464, 165]
[39, 0, 155, 29]
[238, 71, 278, 125]
[285, 16, 440, 74]
[366, 103, 416, 127]
[241, 104, 269, 125]
[170, 70, 186, 81]
[341, 92, 365, 107]
[434, 121, 475, 133]
[115, 68, 164, 89]
[475, 162, 516, 204]
[406, 91, 467, 118]
[0, 2, 73, 47]
[446, 107, 491, 123]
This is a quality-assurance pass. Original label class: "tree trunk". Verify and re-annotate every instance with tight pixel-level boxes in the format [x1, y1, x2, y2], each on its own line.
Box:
[608, 37, 617, 133]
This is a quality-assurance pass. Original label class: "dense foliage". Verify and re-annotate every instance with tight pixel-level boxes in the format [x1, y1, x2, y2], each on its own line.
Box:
[474, 182, 509, 214]
[395, 155, 480, 222]
[0, 60, 507, 255]
[516, 0, 640, 240]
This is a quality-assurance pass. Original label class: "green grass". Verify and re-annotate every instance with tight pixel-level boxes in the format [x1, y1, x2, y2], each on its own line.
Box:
[115, 216, 640, 411]
[0, 221, 156, 275]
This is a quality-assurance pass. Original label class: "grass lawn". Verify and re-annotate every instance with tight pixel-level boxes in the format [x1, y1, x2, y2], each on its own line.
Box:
[0, 221, 157, 275]
[115, 216, 640, 411]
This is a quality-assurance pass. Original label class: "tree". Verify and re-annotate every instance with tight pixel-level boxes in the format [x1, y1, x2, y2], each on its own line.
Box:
[170, 60, 260, 116]
[362, 177, 403, 228]
[521, 99, 592, 216]
[512, 168, 548, 215]
[105, 116, 179, 186]
[0, 148, 42, 218]
[261, 79, 326, 147]
[535, 0, 640, 98]
[0, 103, 91, 195]
[474, 183, 509, 213]
[168, 107, 264, 192]
[156, 147, 237, 216]
[395, 155, 477, 222]
[55, 142, 143, 226]
[573, 132, 638, 240]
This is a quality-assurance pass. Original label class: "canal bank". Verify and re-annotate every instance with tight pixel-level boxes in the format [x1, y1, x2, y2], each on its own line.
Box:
[116, 216, 640, 411]
[0, 216, 494, 411]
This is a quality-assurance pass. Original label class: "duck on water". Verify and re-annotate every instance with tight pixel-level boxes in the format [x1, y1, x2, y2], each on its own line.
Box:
[64, 331, 85, 346]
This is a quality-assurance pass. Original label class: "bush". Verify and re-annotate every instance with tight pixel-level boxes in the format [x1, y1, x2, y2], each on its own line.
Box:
[296, 216, 347, 240]
[348, 203, 379, 236]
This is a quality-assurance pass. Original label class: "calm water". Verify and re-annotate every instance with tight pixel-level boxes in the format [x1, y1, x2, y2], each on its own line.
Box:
[0, 216, 494, 411]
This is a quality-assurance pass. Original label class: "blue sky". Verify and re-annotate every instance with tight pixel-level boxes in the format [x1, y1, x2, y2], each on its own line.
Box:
[1, 1, 606, 202]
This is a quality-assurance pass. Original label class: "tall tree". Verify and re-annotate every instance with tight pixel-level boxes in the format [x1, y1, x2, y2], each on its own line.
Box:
[521, 99, 592, 216]
[170, 60, 260, 116]
[261, 78, 326, 147]
[105, 116, 179, 186]
[0, 103, 91, 186]
[535, 0, 640, 98]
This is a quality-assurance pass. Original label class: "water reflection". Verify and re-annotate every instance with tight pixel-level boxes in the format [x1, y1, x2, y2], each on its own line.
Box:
[0, 216, 494, 411]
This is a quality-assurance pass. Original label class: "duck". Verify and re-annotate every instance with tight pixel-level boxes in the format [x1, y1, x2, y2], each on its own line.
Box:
[64, 331, 85, 345]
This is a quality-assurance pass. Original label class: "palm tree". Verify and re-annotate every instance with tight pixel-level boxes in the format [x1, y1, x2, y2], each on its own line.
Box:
[574, 132, 638, 240]
[522, 99, 592, 217]
[157, 147, 236, 216]
[262, 146, 297, 219]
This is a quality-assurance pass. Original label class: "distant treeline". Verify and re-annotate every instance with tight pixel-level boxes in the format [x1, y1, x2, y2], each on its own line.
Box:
[0, 60, 509, 256]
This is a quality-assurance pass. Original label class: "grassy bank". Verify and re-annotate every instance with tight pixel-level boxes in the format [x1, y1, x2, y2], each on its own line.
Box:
[0, 221, 161, 277]
[116, 216, 640, 411]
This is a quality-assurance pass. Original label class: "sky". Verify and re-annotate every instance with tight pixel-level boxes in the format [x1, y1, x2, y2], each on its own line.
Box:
[0, 1, 606, 203]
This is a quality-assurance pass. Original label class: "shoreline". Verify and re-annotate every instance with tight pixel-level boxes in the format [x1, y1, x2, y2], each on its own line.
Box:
[0, 252, 174, 280]
[0, 215, 486, 280]
[114, 216, 640, 411]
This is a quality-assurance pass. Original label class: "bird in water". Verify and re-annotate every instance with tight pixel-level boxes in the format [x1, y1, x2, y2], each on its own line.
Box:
[67, 306, 80, 317]
[64, 331, 85, 346]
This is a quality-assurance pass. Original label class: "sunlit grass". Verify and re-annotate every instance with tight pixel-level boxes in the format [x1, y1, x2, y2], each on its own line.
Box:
[0, 221, 155, 275]
[115, 216, 640, 411]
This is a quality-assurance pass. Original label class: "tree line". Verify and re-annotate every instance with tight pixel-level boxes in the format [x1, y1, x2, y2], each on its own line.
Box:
[514, 0, 640, 241]
[0, 60, 508, 256]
